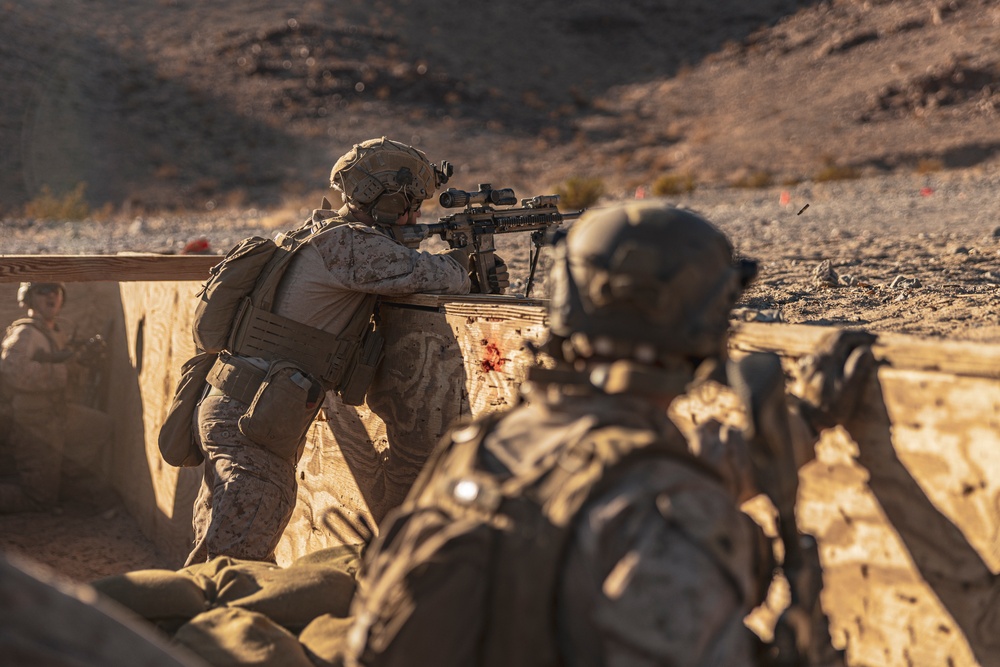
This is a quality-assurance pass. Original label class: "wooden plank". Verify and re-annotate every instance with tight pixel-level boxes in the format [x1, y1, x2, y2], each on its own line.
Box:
[113, 281, 204, 565]
[384, 292, 547, 316]
[0, 254, 218, 283]
[731, 321, 1000, 379]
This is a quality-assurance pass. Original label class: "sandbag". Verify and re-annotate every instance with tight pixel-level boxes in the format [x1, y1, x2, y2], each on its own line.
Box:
[179, 555, 244, 601]
[213, 561, 357, 631]
[298, 614, 354, 667]
[174, 607, 313, 667]
[91, 569, 208, 630]
[290, 544, 365, 578]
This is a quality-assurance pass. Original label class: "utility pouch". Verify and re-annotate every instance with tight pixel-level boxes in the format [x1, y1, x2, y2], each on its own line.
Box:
[207, 351, 267, 405]
[339, 326, 385, 407]
[238, 360, 323, 460]
[158, 351, 216, 467]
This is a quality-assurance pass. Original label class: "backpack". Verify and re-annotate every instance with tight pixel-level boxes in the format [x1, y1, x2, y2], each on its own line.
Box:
[193, 223, 324, 354]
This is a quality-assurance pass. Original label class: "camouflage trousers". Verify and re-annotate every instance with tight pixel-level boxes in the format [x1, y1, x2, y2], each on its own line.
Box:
[0, 396, 112, 512]
[185, 393, 298, 566]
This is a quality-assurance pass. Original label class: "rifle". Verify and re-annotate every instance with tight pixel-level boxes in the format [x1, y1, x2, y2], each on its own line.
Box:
[390, 184, 583, 296]
[67, 321, 112, 411]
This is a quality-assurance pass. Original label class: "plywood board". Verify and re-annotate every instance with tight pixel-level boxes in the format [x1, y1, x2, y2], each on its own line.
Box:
[112, 281, 204, 565]
[275, 296, 550, 563]
[0, 254, 217, 283]
[111, 283, 999, 666]
[677, 322, 1000, 667]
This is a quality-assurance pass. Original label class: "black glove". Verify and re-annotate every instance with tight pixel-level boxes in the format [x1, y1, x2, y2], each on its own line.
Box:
[469, 254, 510, 294]
[489, 256, 510, 293]
[792, 330, 877, 432]
[33, 348, 75, 364]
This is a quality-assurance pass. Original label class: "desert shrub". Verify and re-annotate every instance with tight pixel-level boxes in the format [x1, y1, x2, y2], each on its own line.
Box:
[813, 163, 861, 182]
[732, 170, 774, 189]
[554, 176, 605, 209]
[652, 171, 697, 196]
[23, 182, 90, 220]
[90, 202, 117, 222]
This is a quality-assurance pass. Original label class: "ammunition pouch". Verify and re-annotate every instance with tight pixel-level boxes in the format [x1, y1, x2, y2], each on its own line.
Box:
[339, 323, 385, 406]
[207, 353, 323, 459]
[206, 352, 267, 405]
[238, 360, 324, 460]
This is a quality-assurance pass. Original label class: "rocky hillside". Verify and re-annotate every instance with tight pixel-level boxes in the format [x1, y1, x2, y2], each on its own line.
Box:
[2, 0, 999, 215]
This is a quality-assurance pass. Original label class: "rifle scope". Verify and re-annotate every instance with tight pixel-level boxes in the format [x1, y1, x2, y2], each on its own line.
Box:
[439, 184, 517, 209]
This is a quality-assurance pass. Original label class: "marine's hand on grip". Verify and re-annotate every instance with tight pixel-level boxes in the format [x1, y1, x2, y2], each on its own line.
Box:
[468, 254, 510, 294]
[791, 329, 877, 432]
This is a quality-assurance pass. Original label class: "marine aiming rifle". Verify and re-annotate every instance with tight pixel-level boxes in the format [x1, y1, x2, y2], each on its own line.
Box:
[390, 184, 583, 297]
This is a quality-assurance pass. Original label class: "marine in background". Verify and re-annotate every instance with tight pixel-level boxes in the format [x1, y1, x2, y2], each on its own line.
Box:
[0, 282, 113, 513]
[186, 137, 509, 566]
[346, 200, 874, 666]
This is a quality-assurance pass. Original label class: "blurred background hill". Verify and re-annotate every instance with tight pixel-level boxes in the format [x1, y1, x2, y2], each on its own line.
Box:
[2, 0, 999, 216]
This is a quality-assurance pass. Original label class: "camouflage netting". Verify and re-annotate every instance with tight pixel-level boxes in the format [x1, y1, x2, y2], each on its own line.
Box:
[92, 544, 363, 667]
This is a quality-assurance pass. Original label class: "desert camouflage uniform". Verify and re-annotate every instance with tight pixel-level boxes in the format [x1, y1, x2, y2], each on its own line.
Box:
[0, 317, 111, 512]
[186, 209, 471, 565]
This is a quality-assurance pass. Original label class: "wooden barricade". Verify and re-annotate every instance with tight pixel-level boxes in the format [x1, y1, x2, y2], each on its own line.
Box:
[2, 255, 998, 667]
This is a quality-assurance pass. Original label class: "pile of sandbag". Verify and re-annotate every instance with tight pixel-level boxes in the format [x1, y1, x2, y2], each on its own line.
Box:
[93, 545, 363, 667]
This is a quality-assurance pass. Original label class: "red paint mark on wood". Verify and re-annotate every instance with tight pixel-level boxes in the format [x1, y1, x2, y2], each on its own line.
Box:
[480, 339, 509, 372]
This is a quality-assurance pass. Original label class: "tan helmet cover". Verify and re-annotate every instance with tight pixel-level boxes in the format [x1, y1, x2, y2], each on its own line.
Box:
[330, 137, 443, 223]
[17, 282, 67, 308]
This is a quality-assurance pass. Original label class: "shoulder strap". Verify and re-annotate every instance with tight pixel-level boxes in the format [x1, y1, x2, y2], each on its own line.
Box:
[252, 222, 336, 313]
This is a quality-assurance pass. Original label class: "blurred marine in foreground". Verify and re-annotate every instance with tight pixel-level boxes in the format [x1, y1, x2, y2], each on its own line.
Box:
[345, 200, 875, 666]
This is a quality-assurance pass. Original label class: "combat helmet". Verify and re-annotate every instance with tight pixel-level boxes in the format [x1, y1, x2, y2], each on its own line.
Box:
[17, 282, 67, 308]
[546, 200, 757, 390]
[330, 137, 452, 224]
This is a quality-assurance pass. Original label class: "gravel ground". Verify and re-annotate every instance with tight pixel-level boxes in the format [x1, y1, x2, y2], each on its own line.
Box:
[4, 168, 998, 341]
